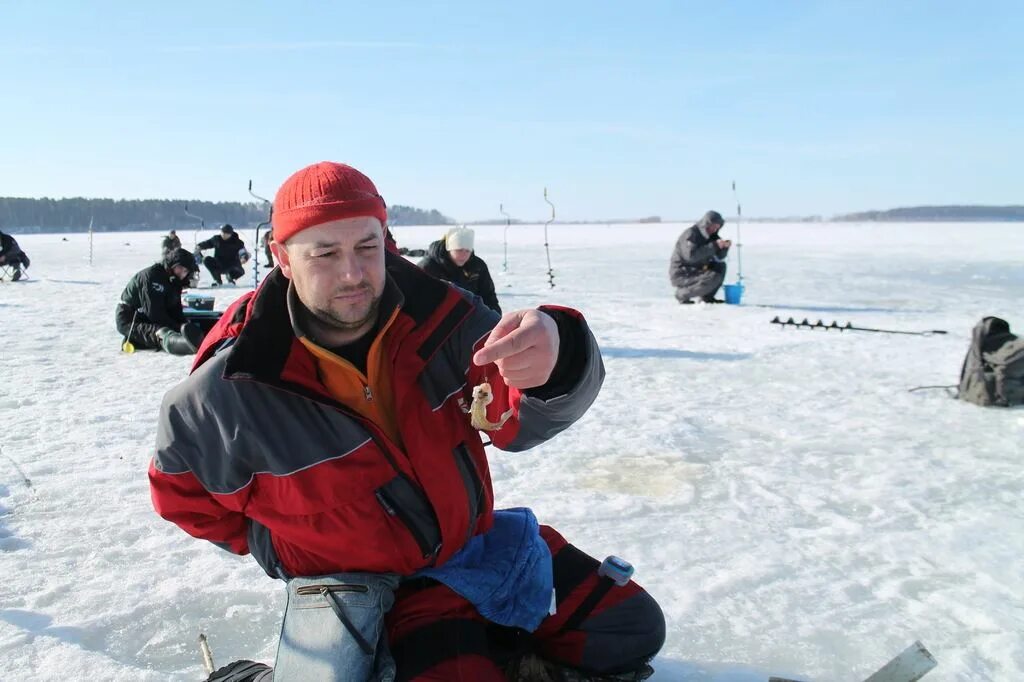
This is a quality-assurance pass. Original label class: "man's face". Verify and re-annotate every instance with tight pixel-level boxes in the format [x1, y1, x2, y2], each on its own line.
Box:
[171, 264, 192, 285]
[221, 230, 232, 240]
[272, 216, 386, 341]
[449, 248, 472, 267]
[707, 222, 723, 235]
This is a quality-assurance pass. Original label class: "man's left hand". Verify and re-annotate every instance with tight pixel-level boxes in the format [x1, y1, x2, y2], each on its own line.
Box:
[472, 309, 560, 389]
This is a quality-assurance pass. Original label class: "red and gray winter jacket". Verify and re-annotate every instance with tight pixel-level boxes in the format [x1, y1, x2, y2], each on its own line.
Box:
[148, 253, 604, 579]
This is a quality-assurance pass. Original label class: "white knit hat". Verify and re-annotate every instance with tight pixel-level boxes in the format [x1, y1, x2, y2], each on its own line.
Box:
[445, 226, 475, 251]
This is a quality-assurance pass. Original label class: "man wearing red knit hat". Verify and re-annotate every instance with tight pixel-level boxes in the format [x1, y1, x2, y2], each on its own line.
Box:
[149, 162, 664, 682]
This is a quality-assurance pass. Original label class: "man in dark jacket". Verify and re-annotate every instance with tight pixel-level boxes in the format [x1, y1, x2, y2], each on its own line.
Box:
[161, 230, 182, 257]
[418, 226, 501, 313]
[150, 162, 663, 681]
[669, 210, 732, 304]
[115, 248, 204, 355]
[197, 224, 248, 286]
[260, 230, 274, 268]
[0, 230, 30, 281]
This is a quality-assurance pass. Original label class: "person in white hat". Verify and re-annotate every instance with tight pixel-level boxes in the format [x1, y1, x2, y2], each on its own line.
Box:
[418, 226, 501, 313]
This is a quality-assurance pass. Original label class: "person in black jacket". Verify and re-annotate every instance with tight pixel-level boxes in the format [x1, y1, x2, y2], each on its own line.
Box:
[261, 230, 275, 268]
[668, 210, 732, 304]
[418, 226, 501, 313]
[115, 248, 204, 355]
[161, 230, 182, 257]
[197, 224, 249, 286]
[0, 230, 30, 281]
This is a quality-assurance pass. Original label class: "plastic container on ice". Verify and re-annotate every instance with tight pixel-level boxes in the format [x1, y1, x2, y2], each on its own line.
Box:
[723, 282, 744, 305]
[183, 293, 215, 311]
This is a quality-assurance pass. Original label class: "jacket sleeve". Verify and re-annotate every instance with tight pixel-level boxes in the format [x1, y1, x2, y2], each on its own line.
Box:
[119, 272, 141, 308]
[149, 391, 250, 555]
[138, 272, 179, 329]
[115, 303, 136, 337]
[197, 237, 216, 250]
[460, 300, 604, 452]
[676, 235, 718, 266]
[167, 284, 186, 326]
[479, 265, 502, 315]
[116, 275, 151, 341]
[668, 236, 682, 283]
[131, 271, 163, 320]
[418, 257, 442, 277]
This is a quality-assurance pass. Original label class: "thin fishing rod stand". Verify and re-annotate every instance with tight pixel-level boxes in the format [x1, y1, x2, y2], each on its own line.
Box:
[184, 203, 206, 254]
[543, 188, 555, 289]
[731, 180, 744, 284]
[771, 317, 948, 336]
[499, 203, 511, 273]
[248, 180, 273, 287]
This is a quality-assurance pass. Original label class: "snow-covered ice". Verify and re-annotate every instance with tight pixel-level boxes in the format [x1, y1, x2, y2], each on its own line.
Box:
[1, 222, 1021, 681]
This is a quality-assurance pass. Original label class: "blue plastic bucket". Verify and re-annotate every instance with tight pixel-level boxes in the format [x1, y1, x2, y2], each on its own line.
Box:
[723, 282, 744, 305]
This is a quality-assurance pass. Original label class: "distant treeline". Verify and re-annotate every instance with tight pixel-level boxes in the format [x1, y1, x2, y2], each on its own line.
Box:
[0, 197, 453, 233]
[469, 215, 662, 225]
[833, 205, 1024, 222]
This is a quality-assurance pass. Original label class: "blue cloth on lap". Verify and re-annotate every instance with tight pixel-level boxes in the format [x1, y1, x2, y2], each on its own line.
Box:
[416, 507, 552, 631]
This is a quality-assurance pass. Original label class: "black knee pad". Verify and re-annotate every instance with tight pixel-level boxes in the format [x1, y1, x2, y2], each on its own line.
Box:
[579, 590, 666, 674]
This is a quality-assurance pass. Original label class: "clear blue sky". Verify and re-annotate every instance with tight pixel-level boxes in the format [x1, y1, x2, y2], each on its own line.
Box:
[2, 1, 1021, 221]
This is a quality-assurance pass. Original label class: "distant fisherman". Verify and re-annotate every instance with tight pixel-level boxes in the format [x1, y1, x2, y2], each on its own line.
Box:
[115, 247, 204, 355]
[197, 224, 248, 286]
[669, 210, 731, 304]
[418, 226, 501, 314]
[0, 229, 30, 282]
[161, 230, 182, 257]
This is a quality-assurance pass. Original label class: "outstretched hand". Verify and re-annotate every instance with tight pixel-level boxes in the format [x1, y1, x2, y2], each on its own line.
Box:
[472, 309, 560, 389]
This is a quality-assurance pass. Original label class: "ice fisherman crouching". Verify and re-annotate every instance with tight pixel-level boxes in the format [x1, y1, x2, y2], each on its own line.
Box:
[669, 210, 732, 304]
[115, 247, 205, 355]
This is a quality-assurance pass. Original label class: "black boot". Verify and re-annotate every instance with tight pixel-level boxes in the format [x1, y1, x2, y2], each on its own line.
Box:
[157, 328, 199, 356]
[507, 654, 654, 681]
[180, 322, 205, 351]
[205, 660, 273, 682]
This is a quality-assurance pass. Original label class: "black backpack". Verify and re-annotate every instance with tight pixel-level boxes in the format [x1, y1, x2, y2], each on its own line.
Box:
[958, 317, 1024, 407]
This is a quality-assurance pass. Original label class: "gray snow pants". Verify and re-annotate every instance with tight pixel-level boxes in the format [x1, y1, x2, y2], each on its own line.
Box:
[673, 262, 726, 302]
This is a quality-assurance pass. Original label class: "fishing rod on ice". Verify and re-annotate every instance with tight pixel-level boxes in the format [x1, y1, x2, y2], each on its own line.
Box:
[543, 188, 555, 289]
[248, 180, 273, 287]
[183, 203, 206, 253]
[499, 203, 511, 273]
[770, 316, 948, 336]
[731, 180, 744, 284]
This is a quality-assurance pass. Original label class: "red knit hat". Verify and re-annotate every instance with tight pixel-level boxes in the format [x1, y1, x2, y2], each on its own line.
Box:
[272, 162, 388, 244]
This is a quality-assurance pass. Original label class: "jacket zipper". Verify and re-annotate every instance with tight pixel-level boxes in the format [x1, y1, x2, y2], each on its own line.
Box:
[453, 444, 484, 546]
[375, 488, 441, 561]
[295, 584, 369, 596]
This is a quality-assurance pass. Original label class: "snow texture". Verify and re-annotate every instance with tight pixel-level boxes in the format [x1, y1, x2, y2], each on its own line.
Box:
[1, 223, 1022, 681]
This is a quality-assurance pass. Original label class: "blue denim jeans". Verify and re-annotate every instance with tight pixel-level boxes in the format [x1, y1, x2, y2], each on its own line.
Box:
[273, 573, 400, 682]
